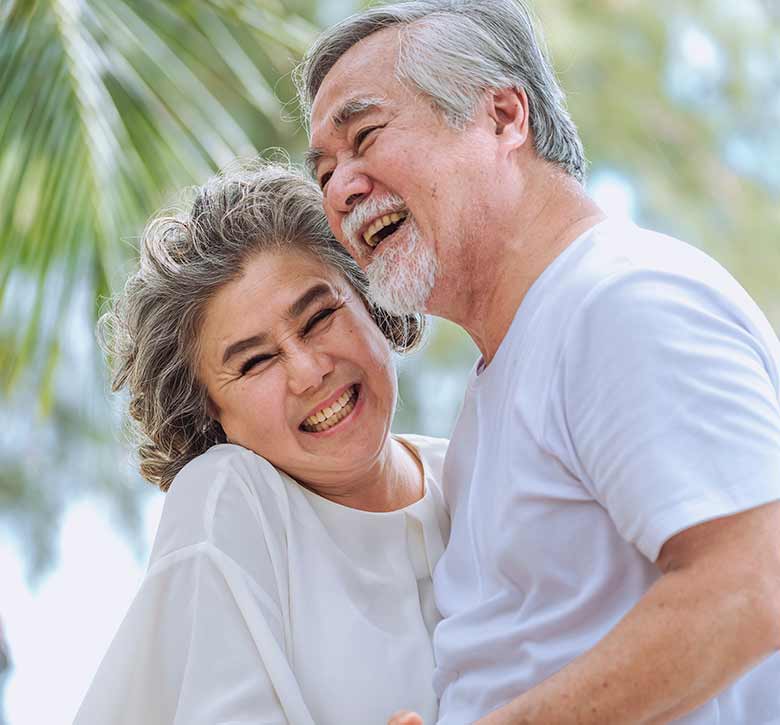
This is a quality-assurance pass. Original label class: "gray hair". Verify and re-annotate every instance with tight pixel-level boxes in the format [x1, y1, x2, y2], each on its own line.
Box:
[100, 160, 425, 492]
[296, 0, 586, 181]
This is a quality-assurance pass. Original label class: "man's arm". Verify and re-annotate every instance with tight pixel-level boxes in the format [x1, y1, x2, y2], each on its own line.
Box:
[388, 502, 780, 725]
[473, 501, 780, 725]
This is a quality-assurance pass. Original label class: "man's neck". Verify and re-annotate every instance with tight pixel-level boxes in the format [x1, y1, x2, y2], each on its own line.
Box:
[436, 169, 605, 365]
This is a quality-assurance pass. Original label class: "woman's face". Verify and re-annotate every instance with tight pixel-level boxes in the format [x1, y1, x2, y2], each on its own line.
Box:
[198, 250, 398, 491]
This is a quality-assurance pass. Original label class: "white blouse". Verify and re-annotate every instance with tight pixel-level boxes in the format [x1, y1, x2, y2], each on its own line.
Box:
[74, 434, 450, 725]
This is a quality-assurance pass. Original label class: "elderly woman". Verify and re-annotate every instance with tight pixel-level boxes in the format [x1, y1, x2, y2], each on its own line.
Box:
[75, 162, 449, 725]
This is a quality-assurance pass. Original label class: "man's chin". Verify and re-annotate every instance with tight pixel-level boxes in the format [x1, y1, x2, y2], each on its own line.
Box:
[367, 258, 435, 315]
[367, 283, 429, 316]
[363, 217, 438, 315]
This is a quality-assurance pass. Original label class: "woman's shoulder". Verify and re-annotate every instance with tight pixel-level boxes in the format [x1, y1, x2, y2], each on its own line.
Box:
[395, 433, 449, 488]
[175, 442, 280, 483]
[150, 444, 292, 564]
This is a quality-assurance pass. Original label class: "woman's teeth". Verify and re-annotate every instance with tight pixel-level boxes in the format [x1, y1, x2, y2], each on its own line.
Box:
[302, 386, 358, 433]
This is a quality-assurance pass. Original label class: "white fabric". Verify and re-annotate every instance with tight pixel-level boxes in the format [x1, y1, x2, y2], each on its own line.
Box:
[75, 434, 449, 725]
[433, 219, 780, 725]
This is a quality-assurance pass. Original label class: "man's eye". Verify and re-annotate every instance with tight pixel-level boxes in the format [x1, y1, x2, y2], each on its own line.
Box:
[304, 307, 338, 334]
[355, 125, 383, 151]
[318, 171, 332, 190]
[239, 354, 273, 376]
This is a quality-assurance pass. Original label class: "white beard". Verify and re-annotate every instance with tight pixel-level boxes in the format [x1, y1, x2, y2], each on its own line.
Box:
[341, 194, 437, 316]
[365, 217, 437, 315]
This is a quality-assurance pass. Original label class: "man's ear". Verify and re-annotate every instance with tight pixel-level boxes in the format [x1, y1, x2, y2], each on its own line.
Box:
[488, 87, 530, 152]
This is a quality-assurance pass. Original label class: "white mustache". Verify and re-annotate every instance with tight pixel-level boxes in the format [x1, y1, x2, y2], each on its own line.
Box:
[341, 193, 407, 249]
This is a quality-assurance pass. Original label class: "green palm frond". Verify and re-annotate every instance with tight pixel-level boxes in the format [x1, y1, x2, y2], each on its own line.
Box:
[0, 0, 318, 393]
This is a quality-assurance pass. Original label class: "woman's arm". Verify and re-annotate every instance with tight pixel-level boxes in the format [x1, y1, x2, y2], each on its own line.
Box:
[73, 544, 304, 725]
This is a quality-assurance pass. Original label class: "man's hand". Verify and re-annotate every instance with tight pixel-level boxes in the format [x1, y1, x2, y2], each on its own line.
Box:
[388, 710, 424, 725]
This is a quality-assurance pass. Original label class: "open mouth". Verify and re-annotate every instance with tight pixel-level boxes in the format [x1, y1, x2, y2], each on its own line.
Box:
[300, 384, 360, 433]
[363, 210, 409, 249]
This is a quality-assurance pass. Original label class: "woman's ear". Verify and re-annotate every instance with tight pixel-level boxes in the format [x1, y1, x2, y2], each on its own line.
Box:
[205, 397, 220, 425]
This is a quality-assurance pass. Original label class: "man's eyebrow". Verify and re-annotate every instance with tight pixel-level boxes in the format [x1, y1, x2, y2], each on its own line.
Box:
[333, 96, 386, 128]
[221, 283, 334, 366]
[305, 96, 387, 178]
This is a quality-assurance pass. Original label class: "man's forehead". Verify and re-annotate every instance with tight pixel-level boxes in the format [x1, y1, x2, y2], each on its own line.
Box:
[310, 28, 400, 130]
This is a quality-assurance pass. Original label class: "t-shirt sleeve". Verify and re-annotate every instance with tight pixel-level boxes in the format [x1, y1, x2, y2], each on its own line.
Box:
[556, 269, 780, 561]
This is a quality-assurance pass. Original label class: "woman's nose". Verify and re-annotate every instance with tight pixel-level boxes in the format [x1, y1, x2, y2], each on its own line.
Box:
[287, 345, 335, 397]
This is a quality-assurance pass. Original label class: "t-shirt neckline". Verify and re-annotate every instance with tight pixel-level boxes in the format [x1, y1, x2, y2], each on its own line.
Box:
[473, 218, 610, 384]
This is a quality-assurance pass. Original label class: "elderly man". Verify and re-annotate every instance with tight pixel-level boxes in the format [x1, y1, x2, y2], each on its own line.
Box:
[299, 1, 780, 723]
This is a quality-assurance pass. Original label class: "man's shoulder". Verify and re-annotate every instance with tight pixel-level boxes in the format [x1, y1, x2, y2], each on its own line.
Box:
[491, 218, 779, 416]
[558, 220, 730, 298]
[530, 220, 767, 347]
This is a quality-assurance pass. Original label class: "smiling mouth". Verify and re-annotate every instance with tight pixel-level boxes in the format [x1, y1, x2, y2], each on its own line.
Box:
[300, 385, 360, 433]
[363, 210, 409, 248]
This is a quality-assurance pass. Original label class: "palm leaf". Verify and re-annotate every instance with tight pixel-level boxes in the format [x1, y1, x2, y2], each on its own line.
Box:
[0, 0, 318, 394]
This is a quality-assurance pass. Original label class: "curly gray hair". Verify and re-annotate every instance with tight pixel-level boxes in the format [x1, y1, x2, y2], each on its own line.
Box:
[101, 160, 425, 491]
[296, 0, 586, 182]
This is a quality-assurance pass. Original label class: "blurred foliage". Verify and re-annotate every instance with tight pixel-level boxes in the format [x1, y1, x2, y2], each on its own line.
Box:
[1, 0, 318, 392]
[1, 0, 779, 576]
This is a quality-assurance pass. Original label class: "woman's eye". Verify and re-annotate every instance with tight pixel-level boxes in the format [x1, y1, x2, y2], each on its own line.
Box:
[304, 307, 338, 334]
[239, 354, 272, 376]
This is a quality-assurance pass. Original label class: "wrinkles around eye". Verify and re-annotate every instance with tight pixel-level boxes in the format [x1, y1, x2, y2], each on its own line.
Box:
[239, 353, 274, 377]
[237, 304, 344, 376]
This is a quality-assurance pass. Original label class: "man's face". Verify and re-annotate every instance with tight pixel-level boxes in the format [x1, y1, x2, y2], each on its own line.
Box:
[309, 28, 500, 316]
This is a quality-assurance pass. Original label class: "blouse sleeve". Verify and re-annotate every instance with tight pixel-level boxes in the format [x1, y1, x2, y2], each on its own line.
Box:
[74, 447, 317, 725]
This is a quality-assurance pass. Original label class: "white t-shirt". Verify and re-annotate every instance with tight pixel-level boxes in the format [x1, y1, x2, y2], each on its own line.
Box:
[74, 434, 449, 725]
[433, 220, 780, 725]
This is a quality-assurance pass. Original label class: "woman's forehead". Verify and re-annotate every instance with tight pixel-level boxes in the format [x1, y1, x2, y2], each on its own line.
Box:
[204, 250, 347, 334]
[240, 248, 342, 288]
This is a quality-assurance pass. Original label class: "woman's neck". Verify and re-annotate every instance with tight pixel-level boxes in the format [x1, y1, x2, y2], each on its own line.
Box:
[306, 436, 424, 512]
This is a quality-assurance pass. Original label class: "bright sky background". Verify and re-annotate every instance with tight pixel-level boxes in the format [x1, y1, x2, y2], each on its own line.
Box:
[0, 494, 163, 725]
[0, 178, 636, 725]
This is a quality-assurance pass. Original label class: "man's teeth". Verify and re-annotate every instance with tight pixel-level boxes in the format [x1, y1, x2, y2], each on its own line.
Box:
[303, 386, 358, 432]
[363, 211, 407, 247]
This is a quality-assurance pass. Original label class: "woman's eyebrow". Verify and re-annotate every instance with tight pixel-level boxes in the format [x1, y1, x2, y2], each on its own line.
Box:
[221, 283, 334, 366]
[287, 282, 333, 319]
[222, 332, 268, 366]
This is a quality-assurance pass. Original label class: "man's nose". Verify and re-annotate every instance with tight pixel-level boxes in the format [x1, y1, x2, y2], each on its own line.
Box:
[286, 344, 335, 397]
[326, 163, 372, 214]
